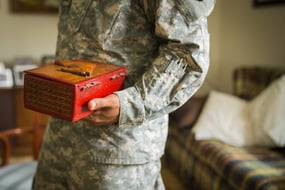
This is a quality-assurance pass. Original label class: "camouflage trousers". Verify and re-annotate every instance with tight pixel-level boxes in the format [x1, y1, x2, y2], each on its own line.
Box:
[32, 159, 165, 190]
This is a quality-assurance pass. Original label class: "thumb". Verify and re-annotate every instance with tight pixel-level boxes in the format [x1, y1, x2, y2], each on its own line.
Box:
[88, 94, 118, 111]
[88, 98, 106, 111]
[88, 99, 96, 111]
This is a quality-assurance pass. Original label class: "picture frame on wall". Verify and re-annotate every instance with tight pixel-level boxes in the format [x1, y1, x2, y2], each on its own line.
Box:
[10, 0, 59, 14]
[254, 0, 285, 7]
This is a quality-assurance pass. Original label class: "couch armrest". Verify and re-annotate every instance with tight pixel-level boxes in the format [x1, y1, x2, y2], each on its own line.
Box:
[169, 96, 207, 129]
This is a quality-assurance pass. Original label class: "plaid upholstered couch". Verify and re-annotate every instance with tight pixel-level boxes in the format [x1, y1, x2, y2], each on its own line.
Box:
[164, 66, 285, 190]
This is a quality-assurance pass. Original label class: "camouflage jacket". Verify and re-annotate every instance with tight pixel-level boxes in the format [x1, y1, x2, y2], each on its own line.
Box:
[50, 0, 215, 164]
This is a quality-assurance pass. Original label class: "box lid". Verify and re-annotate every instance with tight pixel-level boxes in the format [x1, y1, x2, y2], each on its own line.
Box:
[24, 60, 126, 85]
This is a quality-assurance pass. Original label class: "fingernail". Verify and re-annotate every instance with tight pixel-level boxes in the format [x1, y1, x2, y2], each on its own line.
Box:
[88, 101, 96, 110]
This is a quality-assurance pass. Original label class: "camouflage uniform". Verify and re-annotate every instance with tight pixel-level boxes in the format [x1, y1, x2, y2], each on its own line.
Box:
[33, 0, 215, 189]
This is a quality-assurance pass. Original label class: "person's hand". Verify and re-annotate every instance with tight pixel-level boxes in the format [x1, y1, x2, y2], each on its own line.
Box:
[84, 94, 120, 127]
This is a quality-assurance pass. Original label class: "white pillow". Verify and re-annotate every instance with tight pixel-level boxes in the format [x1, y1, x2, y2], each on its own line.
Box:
[245, 74, 285, 147]
[193, 90, 251, 147]
[193, 90, 278, 147]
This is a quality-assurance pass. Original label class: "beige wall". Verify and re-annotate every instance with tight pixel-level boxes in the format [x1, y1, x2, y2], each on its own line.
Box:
[201, 0, 285, 95]
[0, 0, 58, 63]
[0, 0, 284, 93]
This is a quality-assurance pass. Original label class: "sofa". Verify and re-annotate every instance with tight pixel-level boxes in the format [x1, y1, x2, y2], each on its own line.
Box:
[164, 66, 285, 190]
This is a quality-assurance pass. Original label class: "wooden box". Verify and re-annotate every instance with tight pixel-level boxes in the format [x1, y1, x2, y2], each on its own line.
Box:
[24, 60, 127, 122]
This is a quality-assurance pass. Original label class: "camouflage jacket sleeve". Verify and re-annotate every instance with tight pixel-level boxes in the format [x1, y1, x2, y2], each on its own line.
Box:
[115, 0, 215, 128]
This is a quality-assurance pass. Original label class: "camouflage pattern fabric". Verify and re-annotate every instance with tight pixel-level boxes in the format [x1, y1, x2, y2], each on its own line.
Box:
[33, 120, 164, 189]
[34, 0, 215, 189]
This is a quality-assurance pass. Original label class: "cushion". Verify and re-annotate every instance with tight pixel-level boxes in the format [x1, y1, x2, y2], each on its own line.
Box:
[193, 90, 252, 147]
[245, 74, 285, 147]
[194, 75, 285, 147]
[169, 97, 206, 128]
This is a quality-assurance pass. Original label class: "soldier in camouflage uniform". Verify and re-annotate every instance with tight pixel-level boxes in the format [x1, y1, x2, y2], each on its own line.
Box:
[33, 0, 215, 189]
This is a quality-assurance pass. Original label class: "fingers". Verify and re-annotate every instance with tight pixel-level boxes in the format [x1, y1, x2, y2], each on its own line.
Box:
[85, 94, 120, 126]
